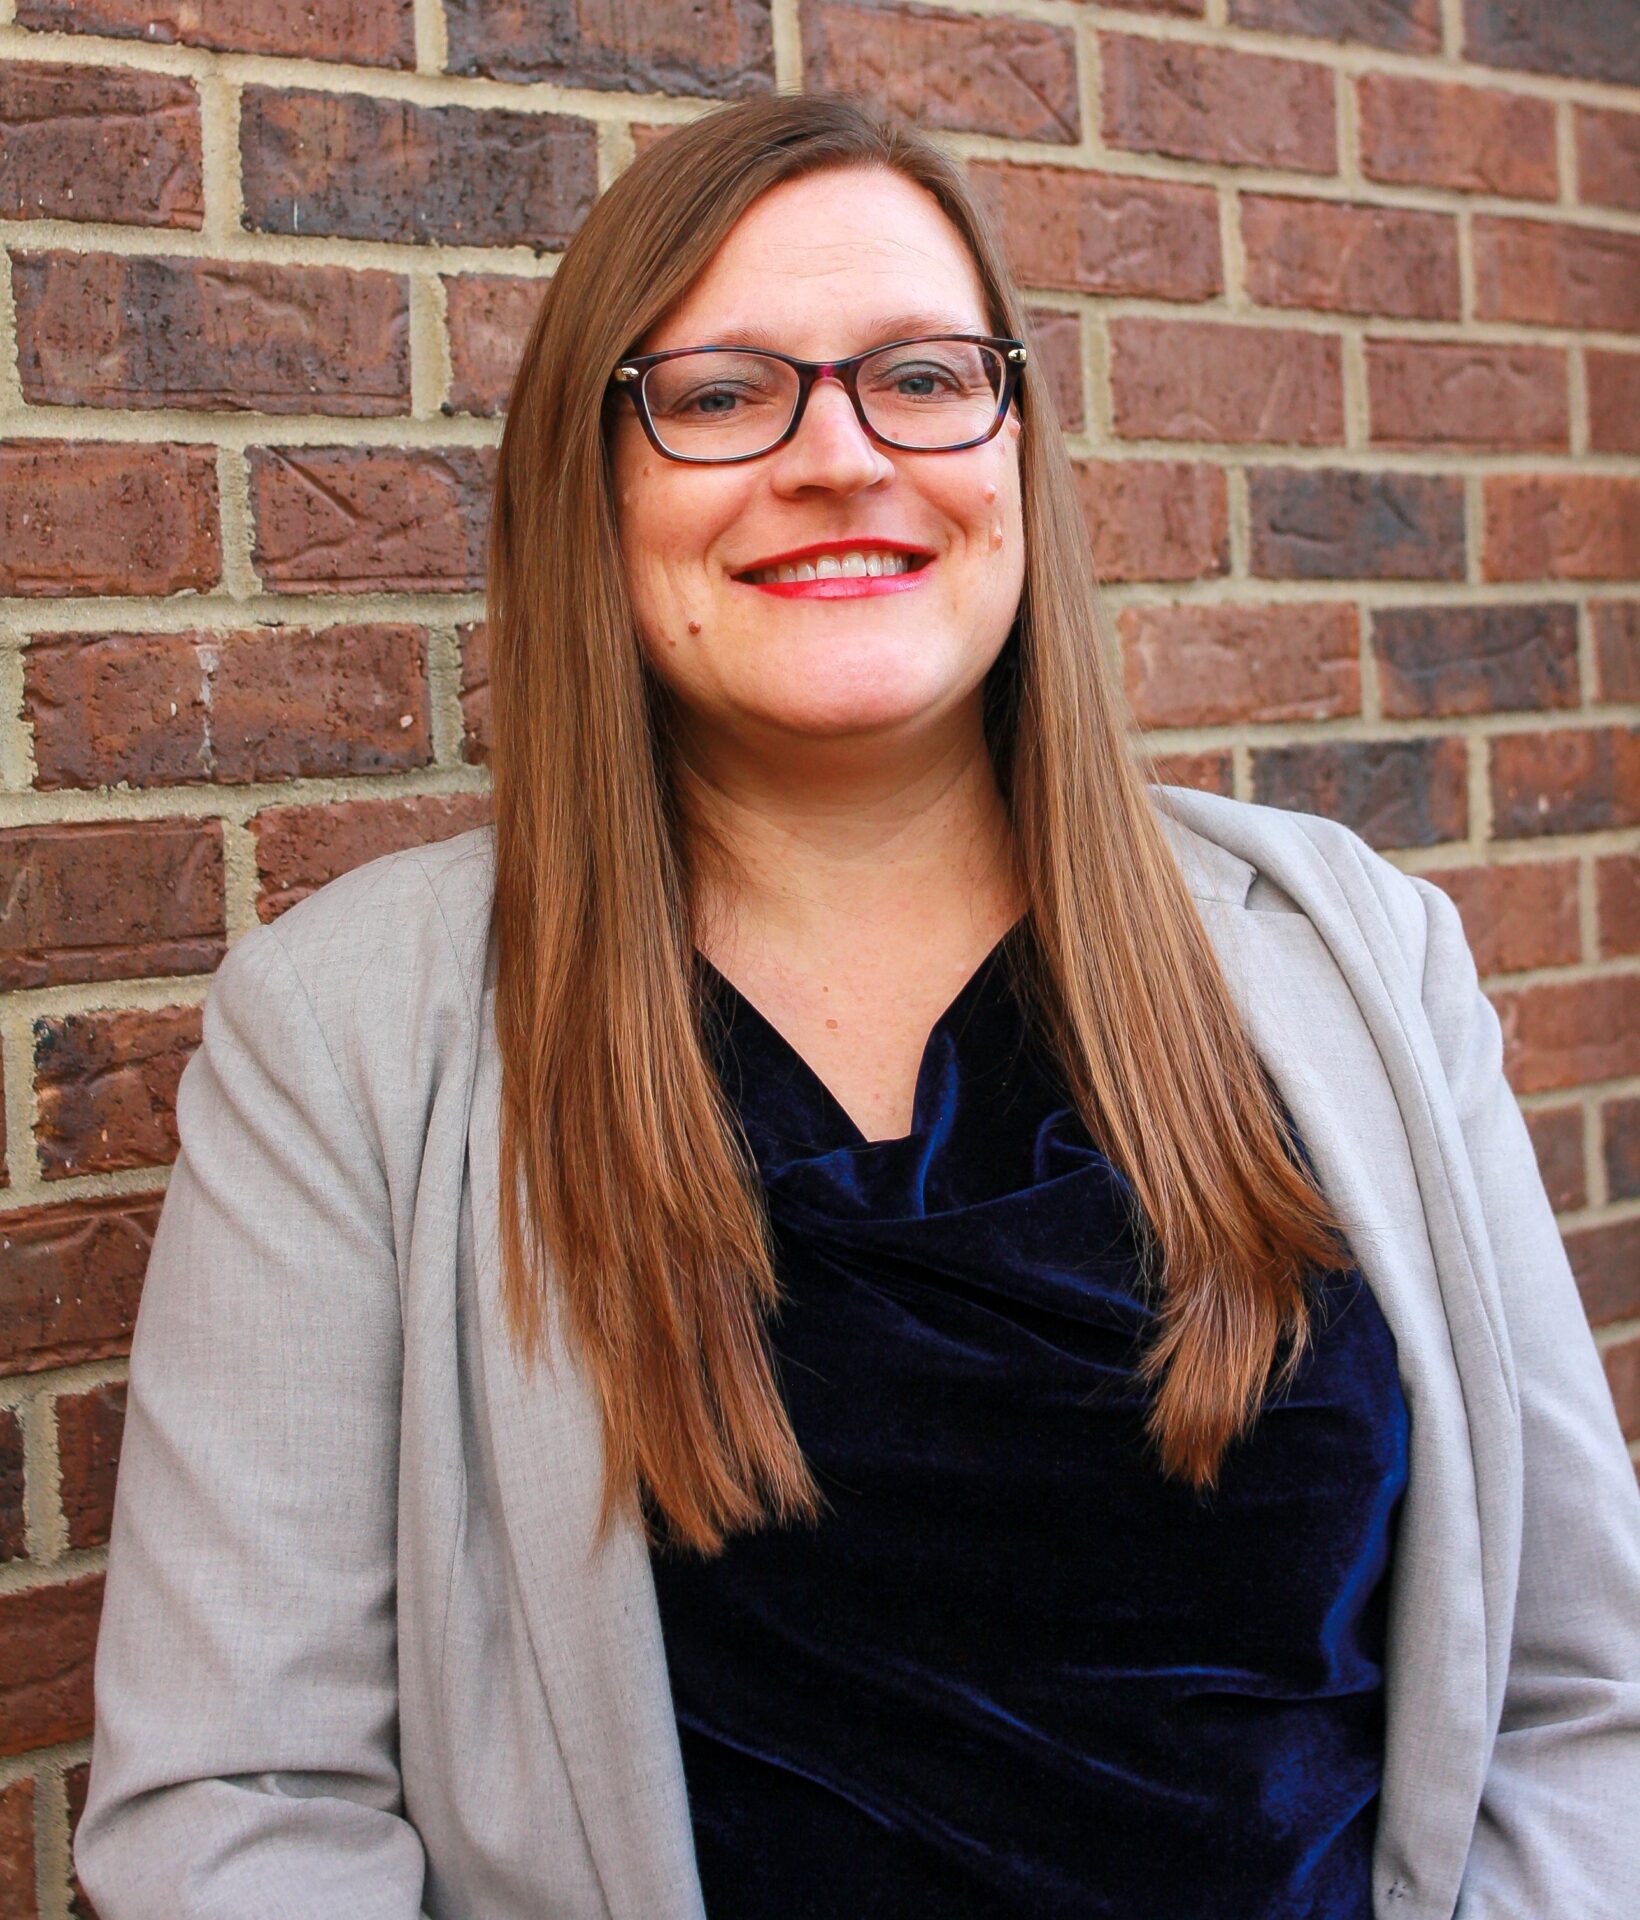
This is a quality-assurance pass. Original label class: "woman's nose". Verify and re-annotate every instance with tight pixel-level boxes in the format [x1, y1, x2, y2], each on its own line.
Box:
[770, 374, 889, 491]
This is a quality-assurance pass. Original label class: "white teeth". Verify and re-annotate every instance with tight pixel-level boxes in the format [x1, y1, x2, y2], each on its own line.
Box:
[840, 552, 867, 577]
[745, 548, 922, 584]
[815, 554, 842, 578]
[864, 553, 883, 577]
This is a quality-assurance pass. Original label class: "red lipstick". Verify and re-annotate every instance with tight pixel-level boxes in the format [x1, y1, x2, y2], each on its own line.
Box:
[731, 537, 936, 600]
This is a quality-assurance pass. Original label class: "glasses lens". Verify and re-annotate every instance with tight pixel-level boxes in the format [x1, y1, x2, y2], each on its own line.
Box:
[641, 352, 799, 459]
[859, 339, 1005, 448]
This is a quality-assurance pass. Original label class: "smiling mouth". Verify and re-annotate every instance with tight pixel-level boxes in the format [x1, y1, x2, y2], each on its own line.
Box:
[733, 550, 934, 586]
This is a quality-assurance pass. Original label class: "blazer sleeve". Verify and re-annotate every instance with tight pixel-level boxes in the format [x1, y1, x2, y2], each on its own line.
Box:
[73, 918, 433, 1920]
[1404, 871, 1640, 1919]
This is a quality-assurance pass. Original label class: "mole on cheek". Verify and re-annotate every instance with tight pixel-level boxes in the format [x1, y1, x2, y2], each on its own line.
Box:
[991, 521, 1003, 549]
[983, 483, 997, 503]
[687, 619, 702, 635]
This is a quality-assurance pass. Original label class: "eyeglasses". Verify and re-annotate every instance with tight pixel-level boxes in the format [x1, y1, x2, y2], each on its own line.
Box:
[609, 333, 1027, 464]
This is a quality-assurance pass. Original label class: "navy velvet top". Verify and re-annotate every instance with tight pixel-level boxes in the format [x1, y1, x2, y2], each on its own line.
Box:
[651, 923, 1410, 1918]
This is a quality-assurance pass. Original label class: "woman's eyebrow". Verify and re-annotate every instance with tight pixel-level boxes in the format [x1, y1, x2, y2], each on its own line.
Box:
[698, 312, 988, 351]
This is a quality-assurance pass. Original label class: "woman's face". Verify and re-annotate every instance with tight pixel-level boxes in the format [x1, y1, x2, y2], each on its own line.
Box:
[610, 166, 1025, 760]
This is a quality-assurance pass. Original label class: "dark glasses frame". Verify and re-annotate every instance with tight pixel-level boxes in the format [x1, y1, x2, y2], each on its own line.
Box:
[609, 332, 1028, 465]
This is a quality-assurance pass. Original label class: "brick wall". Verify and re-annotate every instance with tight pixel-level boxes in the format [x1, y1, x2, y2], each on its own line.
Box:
[0, 1, 1636, 1908]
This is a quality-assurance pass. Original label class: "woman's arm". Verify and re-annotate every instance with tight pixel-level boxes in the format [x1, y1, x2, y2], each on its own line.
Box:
[1405, 869, 1640, 1919]
[73, 917, 432, 1919]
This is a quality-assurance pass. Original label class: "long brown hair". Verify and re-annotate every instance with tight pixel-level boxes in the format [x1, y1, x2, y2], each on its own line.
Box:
[487, 92, 1347, 1557]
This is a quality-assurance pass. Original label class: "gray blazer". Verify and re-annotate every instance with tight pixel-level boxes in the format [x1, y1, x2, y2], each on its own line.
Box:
[76, 787, 1640, 1919]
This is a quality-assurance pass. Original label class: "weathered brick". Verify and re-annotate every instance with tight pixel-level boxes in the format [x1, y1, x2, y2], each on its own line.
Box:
[967, 162, 1221, 302]
[1588, 352, 1640, 455]
[1249, 469, 1465, 580]
[0, 60, 202, 229]
[1598, 853, 1640, 956]
[443, 274, 542, 417]
[241, 88, 598, 251]
[1605, 1337, 1640, 1442]
[1145, 749, 1234, 795]
[446, 0, 773, 95]
[1524, 1103, 1587, 1212]
[26, 626, 432, 790]
[1, 1051, 6, 1190]
[1358, 74, 1557, 199]
[33, 1006, 202, 1180]
[0, 1411, 23, 1565]
[1229, 0, 1439, 49]
[1567, 1216, 1640, 1326]
[1071, 460, 1228, 583]
[1023, 308, 1085, 436]
[802, 1, 1076, 143]
[1109, 319, 1343, 445]
[459, 621, 491, 765]
[1419, 860, 1582, 974]
[0, 821, 224, 992]
[12, 253, 409, 416]
[1374, 604, 1579, 718]
[1102, 36, 1336, 174]
[1606, 1095, 1640, 1202]
[1107, 0, 1203, 12]
[1593, 603, 1640, 703]
[0, 1776, 35, 1917]
[1120, 602, 1359, 729]
[0, 1193, 156, 1377]
[1576, 106, 1640, 213]
[1493, 975, 1640, 1096]
[0, 441, 219, 598]
[253, 793, 494, 922]
[1474, 218, 1640, 333]
[64, 1760, 95, 1920]
[249, 447, 495, 594]
[1484, 475, 1640, 582]
[1491, 727, 1640, 838]
[1251, 737, 1467, 849]
[1367, 341, 1568, 451]
[16, 0, 414, 64]
[1241, 196, 1460, 321]
[57, 1384, 126, 1553]
[0, 1573, 102, 1758]
[1464, 0, 1640, 90]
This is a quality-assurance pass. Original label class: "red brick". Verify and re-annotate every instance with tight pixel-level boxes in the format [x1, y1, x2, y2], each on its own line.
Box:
[1359, 74, 1557, 199]
[443, 274, 542, 417]
[1374, 604, 1579, 718]
[1249, 469, 1465, 581]
[1071, 460, 1228, 584]
[1241, 196, 1460, 321]
[0, 1573, 101, 1758]
[56, 1384, 126, 1553]
[1588, 352, 1640, 455]
[0, 1776, 35, 1918]
[0, 60, 202, 229]
[968, 162, 1221, 302]
[1105, 0, 1203, 11]
[64, 1761, 96, 1920]
[1251, 737, 1468, 849]
[802, 1, 1076, 143]
[1230, 0, 1439, 49]
[252, 794, 494, 922]
[0, 1411, 23, 1566]
[1491, 727, 1640, 838]
[1484, 476, 1640, 582]
[1102, 35, 1335, 174]
[16, 0, 413, 64]
[0, 441, 219, 599]
[459, 622, 491, 765]
[1577, 106, 1640, 213]
[1606, 1095, 1640, 1202]
[1, 1052, 6, 1190]
[1593, 603, 1640, 703]
[0, 821, 224, 992]
[241, 88, 597, 251]
[445, 0, 773, 95]
[1524, 1103, 1588, 1212]
[1109, 319, 1342, 446]
[249, 447, 495, 594]
[1119, 602, 1359, 729]
[1024, 308, 1085, 436]
[26, 626, 432, 790]
[1598, 853, 1640, 956]
[1493, 975, 1640, 1096]
[1566, 1216, 1640, 1324]
[1464, 0, 1640, 91]
[12, 253, 409, 417]
[33, 1006, 202, 1180]
[1605, 1338, 1640, 1442]
[1145, 749, 1234, 795]
[1367, 341, 1567, 452]
[1474, 218, 1640, 333]
[1419, 860, 1581, 974]
[0, 1195, 157, 1377]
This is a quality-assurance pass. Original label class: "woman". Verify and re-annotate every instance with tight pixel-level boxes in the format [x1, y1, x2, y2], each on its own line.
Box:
[77, 92, 1639, 1919]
